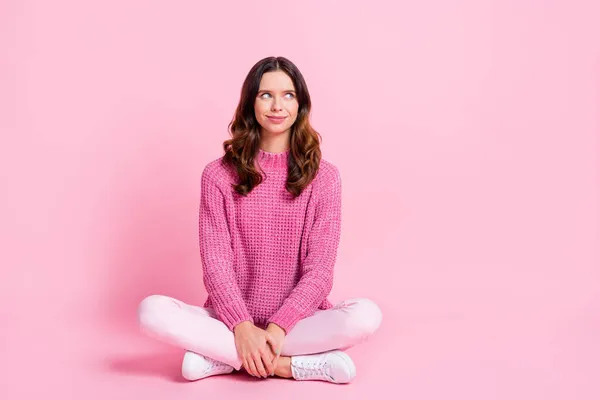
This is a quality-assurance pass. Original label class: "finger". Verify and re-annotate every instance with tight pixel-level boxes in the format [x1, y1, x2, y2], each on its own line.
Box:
[268, 339, 282, 359]
[259, 347, 275, 376]
[253, 352, 268, 378]
[252, 352, 268, 378]
[273, 333, 284, 356]
[275, 342, 284, 367]
[247, 357, 260, 378]
[265, 334, 278, 353]
[272, 353, 279, 373]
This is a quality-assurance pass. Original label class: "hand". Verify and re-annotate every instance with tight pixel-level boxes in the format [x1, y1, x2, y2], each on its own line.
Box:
[233, 321, 277, 378]
[266, 323, 286, 369]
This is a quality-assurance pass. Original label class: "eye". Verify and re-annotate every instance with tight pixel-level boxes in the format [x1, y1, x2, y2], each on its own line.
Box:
[259, 92, 295, 99]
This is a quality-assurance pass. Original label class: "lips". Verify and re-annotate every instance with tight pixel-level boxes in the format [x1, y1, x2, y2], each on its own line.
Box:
[267, 116, 286, 124]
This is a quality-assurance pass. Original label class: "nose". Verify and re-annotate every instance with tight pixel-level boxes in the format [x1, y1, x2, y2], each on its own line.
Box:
[271, 96, 283, 111]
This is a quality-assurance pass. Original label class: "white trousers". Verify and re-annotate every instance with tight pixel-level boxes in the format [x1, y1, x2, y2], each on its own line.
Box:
[137, 294, 383, 370]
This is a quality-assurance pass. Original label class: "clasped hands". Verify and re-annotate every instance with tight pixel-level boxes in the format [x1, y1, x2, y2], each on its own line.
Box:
[233, 321, 286, 378]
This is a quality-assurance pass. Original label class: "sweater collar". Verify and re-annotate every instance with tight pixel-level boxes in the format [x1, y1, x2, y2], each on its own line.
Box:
[256, 148, 290, 170]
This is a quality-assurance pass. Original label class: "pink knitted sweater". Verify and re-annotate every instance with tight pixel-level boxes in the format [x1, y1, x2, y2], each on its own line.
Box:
[198, 148, 342, 334]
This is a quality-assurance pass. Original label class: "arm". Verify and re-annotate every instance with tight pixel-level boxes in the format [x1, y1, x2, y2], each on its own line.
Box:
[267, 167, 342, 334]
[199, 168, 253, 331]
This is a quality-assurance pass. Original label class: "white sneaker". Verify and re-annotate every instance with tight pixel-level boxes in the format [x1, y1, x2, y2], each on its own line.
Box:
[181, 351, 234, 381]
[291, 351, 356, 384]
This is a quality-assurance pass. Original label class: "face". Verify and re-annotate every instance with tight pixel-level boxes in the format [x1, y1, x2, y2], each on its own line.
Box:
[254, 70, 299, 137]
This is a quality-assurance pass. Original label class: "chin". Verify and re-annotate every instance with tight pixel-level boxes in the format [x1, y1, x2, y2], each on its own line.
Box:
[264, 126, 289, 135]
[266, 130, 287, 136]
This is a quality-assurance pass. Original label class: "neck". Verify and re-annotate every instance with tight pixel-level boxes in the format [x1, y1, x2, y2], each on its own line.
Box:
[259, 129, 291, 154]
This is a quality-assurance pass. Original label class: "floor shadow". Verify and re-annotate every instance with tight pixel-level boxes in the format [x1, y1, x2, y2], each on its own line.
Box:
[105, 351, 261, 383]
[106, 351, 187, 382]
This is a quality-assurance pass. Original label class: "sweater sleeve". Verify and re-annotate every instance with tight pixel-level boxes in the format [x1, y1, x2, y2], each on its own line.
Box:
[267, 167, 342, 334]
[199, 168, 253, 331]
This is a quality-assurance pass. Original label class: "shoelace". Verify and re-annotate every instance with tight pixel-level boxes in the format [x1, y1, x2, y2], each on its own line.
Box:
[204, 358, 232, 374]
[293, 359, 332, 380]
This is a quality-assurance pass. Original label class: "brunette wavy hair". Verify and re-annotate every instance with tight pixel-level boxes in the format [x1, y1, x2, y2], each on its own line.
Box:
[221, 56, 322, 198]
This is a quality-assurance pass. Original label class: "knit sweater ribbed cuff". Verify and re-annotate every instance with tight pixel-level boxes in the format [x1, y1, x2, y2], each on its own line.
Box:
[218, 302, 254, 332]
[267, 303, 304, 335]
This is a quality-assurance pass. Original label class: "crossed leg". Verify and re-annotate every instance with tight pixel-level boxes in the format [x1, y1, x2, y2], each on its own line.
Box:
[137, 294, 383, 370]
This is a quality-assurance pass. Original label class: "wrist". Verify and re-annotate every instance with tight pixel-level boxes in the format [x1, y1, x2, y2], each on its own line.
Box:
[267, 322, 286, 335]
[233, 320, 253, 333]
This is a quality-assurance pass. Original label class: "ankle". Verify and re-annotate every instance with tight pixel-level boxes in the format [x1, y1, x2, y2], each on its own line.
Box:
[274, 356, 293, 378]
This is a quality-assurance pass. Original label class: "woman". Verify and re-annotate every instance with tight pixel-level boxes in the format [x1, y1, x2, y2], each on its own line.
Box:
[137, 56, 383, 384]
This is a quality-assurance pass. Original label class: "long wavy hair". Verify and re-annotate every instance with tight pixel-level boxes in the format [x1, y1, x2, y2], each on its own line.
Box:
[221, 56, 322, 198]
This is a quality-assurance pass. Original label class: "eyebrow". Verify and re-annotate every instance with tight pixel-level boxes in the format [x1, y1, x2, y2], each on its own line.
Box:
[257, 89, 296, 93]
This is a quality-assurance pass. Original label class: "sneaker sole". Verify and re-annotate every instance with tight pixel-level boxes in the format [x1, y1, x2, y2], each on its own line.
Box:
[329, 351, 357, 383]
[181, 351, 233, 381]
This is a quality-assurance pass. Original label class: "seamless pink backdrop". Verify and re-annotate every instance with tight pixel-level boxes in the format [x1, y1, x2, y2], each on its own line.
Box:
[1, 0, 599, 399]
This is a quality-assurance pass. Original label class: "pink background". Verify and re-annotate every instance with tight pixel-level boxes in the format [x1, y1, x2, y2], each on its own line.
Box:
[2, 0, 599, 398]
